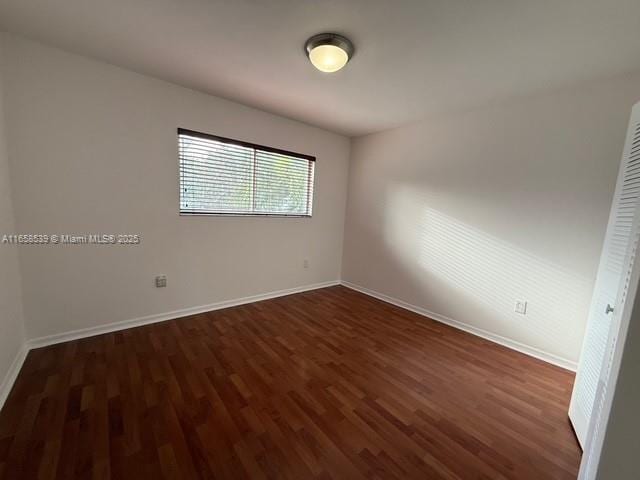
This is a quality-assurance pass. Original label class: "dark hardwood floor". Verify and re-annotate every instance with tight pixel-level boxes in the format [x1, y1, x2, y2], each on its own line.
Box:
[0, 286, 581, 479]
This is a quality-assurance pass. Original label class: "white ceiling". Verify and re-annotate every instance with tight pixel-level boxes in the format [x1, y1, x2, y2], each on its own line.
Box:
[1, 0, 639, 136]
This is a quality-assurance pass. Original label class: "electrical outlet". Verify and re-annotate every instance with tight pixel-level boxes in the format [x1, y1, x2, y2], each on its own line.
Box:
[303, 259, 309, 269]
[155, 275, 167, 288]
[515, 300, 527, 315]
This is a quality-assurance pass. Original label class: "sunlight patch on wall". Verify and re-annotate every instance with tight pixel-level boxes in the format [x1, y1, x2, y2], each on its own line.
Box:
[383, 186, 591, 357]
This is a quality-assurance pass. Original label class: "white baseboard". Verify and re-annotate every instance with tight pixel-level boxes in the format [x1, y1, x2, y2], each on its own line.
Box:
[0, 343, 29, 411]
[27, 280, 340, 349]
[2, 277, 574, 412]
[0, 280, 338, 411]
[340, 280, 578, 372]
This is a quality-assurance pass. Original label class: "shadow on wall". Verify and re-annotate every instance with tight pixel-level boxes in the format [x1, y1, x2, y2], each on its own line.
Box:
[381, 185, 592, 360]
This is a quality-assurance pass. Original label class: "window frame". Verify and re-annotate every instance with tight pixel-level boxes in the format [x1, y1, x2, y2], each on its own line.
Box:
[178, 128, 316, 218]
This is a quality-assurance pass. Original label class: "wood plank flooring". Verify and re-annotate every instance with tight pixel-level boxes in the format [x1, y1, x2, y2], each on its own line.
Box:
[0, 285, 581, 479]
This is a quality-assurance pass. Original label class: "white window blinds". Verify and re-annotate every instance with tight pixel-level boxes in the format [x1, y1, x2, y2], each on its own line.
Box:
[178, 129, 315, 216]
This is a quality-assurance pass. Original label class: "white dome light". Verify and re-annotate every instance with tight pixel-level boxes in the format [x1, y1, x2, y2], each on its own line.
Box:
[305, 33, 354, 73]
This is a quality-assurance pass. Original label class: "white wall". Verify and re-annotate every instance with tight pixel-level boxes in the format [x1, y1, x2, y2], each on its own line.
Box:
[2, 34, 350, 341]
[0, 36, 26, 400]
[343, 72, 640, 365]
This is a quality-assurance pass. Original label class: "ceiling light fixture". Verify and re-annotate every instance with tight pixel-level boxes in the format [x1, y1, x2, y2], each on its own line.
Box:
[304, 33, 354, 73]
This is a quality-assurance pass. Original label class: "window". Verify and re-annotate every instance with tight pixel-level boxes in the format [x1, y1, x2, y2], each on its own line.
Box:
[178, 128, 315, 216]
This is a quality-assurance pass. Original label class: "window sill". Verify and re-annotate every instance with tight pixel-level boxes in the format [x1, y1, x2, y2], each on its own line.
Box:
[179, 212, 312, 218]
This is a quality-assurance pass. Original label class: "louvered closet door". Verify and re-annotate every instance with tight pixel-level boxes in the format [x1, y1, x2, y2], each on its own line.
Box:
[569, 102, 640, 448]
